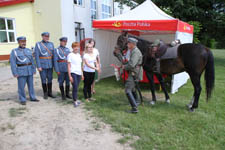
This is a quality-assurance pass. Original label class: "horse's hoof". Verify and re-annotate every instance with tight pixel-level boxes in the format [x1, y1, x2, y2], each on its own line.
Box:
[186, 104, 192, 109]
[188, 107, 195, 112]
[165, 99, 170, 104]
[149, 101, 156, 105]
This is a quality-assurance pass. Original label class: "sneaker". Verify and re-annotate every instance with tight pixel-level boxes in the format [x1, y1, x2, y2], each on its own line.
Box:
[73, 101, 80, 107]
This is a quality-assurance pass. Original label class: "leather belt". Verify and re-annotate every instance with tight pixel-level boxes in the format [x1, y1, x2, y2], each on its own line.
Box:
[17, 63, 32, 67]
[57, 60, 67, 63]
[39, 56, 52, 59]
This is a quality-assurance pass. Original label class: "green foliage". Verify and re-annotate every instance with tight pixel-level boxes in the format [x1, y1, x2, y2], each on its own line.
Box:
[188, 21, 202, 43]
[84, 50, 225, 149]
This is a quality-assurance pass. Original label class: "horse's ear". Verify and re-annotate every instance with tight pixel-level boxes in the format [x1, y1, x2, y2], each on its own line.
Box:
[122, 31, 128, 37]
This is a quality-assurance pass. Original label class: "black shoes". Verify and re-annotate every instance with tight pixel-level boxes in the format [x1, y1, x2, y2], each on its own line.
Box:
[30, 99, 40, 102]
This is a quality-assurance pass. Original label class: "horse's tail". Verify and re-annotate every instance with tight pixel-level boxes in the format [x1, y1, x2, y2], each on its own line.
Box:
[204, 48, 215, 101]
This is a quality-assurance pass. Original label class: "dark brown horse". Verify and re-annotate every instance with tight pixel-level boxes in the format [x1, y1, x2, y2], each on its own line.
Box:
[115, 31, 215, 112]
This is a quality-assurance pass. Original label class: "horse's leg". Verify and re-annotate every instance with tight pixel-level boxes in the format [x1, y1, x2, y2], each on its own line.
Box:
[155, 73, 170, 103]
[145, 71, 157, 105]
[186, 95, 194, 109]
[188, 73, 202, 112]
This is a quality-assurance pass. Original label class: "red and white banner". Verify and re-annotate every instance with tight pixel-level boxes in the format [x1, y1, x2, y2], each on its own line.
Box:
[93, 19, 193, 34]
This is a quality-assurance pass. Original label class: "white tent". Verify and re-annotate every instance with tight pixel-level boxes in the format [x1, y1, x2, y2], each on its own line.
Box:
[93, 0, 193, 94]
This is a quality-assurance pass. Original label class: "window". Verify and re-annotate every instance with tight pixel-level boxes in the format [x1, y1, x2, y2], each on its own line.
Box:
[91, 0, 97, 20]
[74, 0, 83, 6]
[0, 18, 16, 43]
[101, 0, 111, 19]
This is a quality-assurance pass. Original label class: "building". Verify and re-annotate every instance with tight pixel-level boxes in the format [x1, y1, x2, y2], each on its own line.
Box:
[0, 0, 130, 60]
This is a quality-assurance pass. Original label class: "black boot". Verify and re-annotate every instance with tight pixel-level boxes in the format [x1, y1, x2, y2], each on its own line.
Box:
[59, 86, 66, 100]
[47, 83, 56, 98]
[42, 83, 48, 99]
[66, 85, 72, 99]
[132, 91, 140, 106]
[126, 92, 138, 113]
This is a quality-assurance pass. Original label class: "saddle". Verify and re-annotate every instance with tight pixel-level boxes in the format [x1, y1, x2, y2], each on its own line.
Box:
[156, 42, 180, 60]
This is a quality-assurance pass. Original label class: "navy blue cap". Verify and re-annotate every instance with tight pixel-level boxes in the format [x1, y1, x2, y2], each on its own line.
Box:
[41, 32, 50, 36]
[17, 36, 26, 42]
[59, 37, 68, 41]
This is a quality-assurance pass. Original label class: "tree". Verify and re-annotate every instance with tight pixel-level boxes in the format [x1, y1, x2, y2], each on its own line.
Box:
[115, 0, 225, 48]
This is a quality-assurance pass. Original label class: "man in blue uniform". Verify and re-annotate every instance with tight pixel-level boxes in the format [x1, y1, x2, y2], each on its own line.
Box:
[10, 36, 39, 105]
[34, 32, 56, 99]
[54, 37, 72, 100]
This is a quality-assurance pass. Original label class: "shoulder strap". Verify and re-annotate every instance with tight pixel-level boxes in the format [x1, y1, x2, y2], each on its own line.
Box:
[40, 42, 53, 56]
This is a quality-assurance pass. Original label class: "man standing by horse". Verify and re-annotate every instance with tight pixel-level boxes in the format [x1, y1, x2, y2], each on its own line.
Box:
[114, 37, 143, 113]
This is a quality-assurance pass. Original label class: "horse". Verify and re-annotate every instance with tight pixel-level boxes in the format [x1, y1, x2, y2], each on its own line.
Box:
[115, 31, 215, 112]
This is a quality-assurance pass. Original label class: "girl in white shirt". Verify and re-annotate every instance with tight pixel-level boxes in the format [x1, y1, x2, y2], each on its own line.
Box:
[83, 43, 100, 102]
[88, 39, 101, 95]
[67, 42, 83, 107]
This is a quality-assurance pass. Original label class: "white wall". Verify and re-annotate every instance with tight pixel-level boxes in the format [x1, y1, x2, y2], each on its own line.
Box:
[94, 29, 121, 78]
[60, 0, 76, 49]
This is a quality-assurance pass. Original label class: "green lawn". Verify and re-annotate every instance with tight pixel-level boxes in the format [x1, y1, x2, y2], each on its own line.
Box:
[82, 49, 225, 150]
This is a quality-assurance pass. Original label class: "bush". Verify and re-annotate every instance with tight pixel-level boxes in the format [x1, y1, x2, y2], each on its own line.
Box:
[188, 21, 202, 44]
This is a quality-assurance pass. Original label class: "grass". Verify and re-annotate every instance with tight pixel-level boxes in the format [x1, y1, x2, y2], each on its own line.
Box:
[9, 107, 27, 117]
[81, 49, 225, 150]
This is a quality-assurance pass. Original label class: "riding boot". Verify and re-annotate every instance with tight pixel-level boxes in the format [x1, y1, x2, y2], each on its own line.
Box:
[59, 86, 66, 100]
[126, 92, 138, 113]
[66, 85, 72, 99]
[132, 91, 140, 106]
[47, 83, 56, 98]
[42, 83, 48, 99]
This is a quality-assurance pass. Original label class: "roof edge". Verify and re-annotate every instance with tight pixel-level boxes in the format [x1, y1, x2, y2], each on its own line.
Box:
[0, 0, 34, 7]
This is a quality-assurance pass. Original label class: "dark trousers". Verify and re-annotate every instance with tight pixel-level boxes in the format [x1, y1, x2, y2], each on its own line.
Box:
[71, 73, 81, 101]
[83, 71, 95, 99]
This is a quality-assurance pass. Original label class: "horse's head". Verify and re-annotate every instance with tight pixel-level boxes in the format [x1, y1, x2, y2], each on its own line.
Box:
[115, 31, 129, 53]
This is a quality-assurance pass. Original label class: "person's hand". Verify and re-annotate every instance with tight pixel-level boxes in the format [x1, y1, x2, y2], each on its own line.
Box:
[69, 76, 73, 83]
[57, 72, 60, 75]
[34, 72, 36, 75]
[14, 75, 18, 78]
[38, 68, 42, 72]
[81, 75, 84, 80]
[121, 65, 125, 69]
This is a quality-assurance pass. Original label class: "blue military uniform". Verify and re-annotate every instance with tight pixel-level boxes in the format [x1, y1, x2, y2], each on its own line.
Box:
[10, 36, 38, 105]
[54, 37, 72, 100]
[34, 32, 55, 99]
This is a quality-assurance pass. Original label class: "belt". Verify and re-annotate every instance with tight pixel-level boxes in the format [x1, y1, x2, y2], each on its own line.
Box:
[17, 63, 32, 67]
[57, 60, 67, 63]
[39, 56, 52, 59]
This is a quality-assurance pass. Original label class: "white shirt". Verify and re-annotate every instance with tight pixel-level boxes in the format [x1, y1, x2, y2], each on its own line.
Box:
[83, 53, 96, 72]
[67, 52, 82, 75]
[93, 48, 99, 57]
